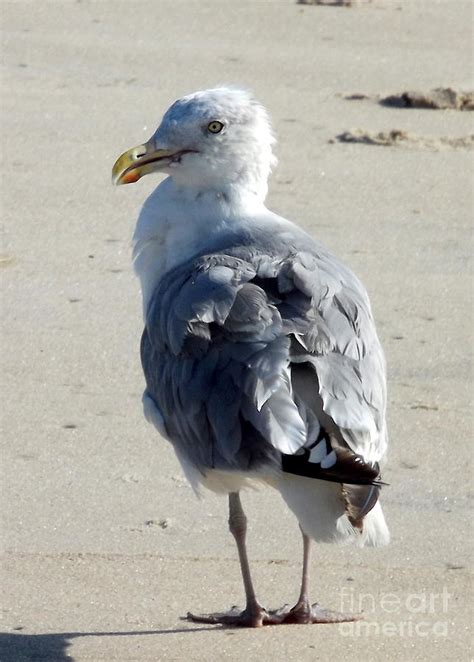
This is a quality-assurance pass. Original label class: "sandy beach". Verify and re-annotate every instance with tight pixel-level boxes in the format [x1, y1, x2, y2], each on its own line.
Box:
[1, 1, 472, 660]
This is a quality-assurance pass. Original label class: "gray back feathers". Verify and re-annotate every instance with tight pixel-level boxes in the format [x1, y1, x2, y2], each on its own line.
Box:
[141, 230, 387, 492]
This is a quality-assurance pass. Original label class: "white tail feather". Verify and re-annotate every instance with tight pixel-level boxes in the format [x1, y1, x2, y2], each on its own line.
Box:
[277, 473, 390, 547]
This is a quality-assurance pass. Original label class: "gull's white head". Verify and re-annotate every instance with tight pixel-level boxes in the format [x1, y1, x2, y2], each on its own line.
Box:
[112, 87, 276, 199]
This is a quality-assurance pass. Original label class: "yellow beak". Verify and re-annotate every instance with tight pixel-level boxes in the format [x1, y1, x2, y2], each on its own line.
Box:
[112, 139, 181, 185]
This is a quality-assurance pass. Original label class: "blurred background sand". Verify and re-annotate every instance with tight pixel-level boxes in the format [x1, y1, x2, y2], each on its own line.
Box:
[1, 1, 472, 660]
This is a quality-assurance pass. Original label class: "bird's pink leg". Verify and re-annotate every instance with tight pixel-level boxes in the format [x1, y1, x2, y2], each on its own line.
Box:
[274, 527, 361, 624]
[187, 492, 282, 627]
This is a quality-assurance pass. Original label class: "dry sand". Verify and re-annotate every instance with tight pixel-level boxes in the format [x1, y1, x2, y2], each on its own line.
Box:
[1, 1, 472, 660]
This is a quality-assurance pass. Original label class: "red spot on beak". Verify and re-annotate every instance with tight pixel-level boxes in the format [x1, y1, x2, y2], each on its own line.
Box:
[122, 170, 141, 184]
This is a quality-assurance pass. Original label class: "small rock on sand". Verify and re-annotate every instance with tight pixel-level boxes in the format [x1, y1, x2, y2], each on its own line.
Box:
[379, 88, 474, 110]
[333, 129, 474, 150]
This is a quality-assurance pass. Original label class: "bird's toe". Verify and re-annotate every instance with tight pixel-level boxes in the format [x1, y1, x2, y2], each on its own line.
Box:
[276, 600, 362, 624]
[186, 605, 289, 628]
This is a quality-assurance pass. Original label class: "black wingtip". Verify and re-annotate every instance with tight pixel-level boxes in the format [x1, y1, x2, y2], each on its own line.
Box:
[281, 444, 388, 488]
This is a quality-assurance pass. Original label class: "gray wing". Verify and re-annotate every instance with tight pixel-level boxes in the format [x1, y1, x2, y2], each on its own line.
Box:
[141, 253, 305, 473]
[141, 245, 387, 503]
[279, 251, 388, 465]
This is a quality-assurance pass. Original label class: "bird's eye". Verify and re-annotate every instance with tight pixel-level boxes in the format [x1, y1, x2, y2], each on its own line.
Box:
[207, 120, 224, 134]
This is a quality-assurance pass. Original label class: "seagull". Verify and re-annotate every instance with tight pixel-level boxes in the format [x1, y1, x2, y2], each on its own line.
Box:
[112, 87, 389, 627]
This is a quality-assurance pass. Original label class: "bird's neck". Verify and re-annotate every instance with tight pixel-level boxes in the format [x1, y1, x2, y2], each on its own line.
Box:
[132, 177, 268, 315]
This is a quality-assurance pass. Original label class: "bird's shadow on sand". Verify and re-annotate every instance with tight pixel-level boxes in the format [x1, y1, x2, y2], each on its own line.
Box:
[0, 626, 216, 662]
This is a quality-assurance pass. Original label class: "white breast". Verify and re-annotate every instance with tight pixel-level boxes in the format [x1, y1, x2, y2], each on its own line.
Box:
[132, 177, 270, 316]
